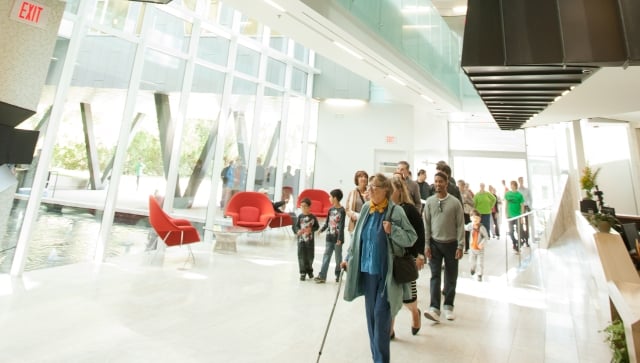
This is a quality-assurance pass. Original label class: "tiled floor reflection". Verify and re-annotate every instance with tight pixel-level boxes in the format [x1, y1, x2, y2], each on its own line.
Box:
[0, 228, 612, 362]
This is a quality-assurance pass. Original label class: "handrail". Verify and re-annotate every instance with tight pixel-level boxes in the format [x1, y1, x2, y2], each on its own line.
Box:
[502, 207, 540, 282]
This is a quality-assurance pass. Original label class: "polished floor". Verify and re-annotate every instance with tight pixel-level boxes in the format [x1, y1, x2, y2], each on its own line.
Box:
[0, 227, 613, 363]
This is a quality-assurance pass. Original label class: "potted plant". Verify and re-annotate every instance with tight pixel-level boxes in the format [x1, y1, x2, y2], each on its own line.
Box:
[580, 164, 600, 200]
[601, 319, 629, 363]
[589, 213, 619, 233]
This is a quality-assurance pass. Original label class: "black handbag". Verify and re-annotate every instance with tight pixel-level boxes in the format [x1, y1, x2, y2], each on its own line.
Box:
[393, 253, 419, 283]
[386, 205, 419, 283]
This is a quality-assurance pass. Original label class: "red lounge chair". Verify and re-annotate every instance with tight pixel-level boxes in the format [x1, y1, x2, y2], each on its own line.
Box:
[297, 189, 331, 218]
[148, 195, 201, 265]
[224, 192, 275, 231]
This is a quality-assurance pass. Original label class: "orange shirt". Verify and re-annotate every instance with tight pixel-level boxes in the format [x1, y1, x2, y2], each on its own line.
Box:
[471, 227, 480, 250]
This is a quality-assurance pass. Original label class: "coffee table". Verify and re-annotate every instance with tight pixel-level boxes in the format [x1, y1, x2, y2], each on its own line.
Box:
[205, 225, 251, 253]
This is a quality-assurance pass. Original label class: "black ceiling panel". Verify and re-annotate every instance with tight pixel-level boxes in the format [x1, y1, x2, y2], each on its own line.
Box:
[461, 0, 640, 129]
[462, 65, 597, 130]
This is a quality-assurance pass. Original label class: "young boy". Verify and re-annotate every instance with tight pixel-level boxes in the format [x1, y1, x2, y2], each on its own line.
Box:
[293, 198, 319, 281]
[315, 189, 346, 283]
[465, 209, 489, 281]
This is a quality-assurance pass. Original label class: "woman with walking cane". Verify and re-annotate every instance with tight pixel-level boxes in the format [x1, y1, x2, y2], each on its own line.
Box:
[340, 173, 417, 363]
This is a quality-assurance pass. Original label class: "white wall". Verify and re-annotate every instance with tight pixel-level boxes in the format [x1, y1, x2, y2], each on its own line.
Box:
[314, 102, 414, 192]
[412, 106, 449, 182]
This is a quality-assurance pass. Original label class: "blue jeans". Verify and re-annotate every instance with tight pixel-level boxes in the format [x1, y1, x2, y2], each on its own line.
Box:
[428, 240, 459, 311]
[363, 272, 390, 363]
[319, 242, 342, 280]
[480, 214, 491, 236]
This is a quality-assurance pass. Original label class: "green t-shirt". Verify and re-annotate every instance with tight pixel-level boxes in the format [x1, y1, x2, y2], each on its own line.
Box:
[473, 191, 496, 214]
[504, 190, 524, 218]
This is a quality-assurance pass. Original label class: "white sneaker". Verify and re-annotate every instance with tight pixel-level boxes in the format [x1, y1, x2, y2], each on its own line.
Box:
[444, 310, 456, 321]
[424, 308, 440, 323]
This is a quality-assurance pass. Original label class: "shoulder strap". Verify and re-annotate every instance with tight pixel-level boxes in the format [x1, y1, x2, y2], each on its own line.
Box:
[385, 204, 396, 222]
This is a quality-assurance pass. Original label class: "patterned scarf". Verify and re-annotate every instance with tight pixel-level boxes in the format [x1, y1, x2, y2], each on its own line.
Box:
[369, 198, 388, 214]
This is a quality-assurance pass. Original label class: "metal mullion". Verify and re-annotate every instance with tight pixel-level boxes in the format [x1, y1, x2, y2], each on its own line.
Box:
[163, 14, 202, 215]
[203, 33, 239, 242]
[94, 3, 155, 263]
[11, 0, 96, 276]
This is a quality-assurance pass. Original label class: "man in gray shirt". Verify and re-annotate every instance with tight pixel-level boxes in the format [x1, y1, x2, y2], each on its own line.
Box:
[397, 161, 422, 209]
[423, 171, 465, 323]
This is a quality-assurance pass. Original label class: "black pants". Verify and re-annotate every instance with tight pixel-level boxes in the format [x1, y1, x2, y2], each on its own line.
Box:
[463, 213, 471, 251]
[428, 240, 459, 311]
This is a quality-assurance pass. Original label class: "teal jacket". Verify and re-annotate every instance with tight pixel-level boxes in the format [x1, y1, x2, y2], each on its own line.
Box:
[343, 201, 418, 316]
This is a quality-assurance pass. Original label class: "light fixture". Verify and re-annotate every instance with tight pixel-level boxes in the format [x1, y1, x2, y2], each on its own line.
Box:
[402, 6, 431, 13]
[387, 75, 406, 86]
[421, 94, 435, 103]
[324, 99, 367, 107]
[452, 6, 467, 15]
[128, 0, 173, 4]
[402, 24, 436, 29]
[333, 41, 363, 60]
[264, 0, 286, 12]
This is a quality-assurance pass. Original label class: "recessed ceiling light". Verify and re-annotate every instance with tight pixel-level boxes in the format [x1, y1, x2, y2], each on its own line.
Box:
[325, 99, 367, 106]
[387, 75, 406, 86]
[402, 6, 431, 13]
[421, 94, 434, 103]
[264, 0, 286, 12]
[128, 0, 173, 3]
[452, 6, 467, 15]
[333, 41, 363, 60]
[402, 24, 436, 29]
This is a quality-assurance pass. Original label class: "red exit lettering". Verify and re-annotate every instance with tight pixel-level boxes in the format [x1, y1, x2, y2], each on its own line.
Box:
[18, 1, 43, 24]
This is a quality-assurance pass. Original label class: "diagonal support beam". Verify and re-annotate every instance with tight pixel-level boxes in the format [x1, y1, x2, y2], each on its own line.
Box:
[80, 102, 103, 190]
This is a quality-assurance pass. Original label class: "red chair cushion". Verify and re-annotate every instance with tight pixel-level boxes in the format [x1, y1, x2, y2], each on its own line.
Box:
[310, 200, 323, 214]
[239, 206, 260, 222]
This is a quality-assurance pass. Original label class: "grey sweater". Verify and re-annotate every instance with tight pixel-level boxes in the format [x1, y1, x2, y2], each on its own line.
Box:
[423, 193, 465, 250]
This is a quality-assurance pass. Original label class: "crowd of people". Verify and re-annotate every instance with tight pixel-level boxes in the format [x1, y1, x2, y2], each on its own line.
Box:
[287, 160, 531, 363]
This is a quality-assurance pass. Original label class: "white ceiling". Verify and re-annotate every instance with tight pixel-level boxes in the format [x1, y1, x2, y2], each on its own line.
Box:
[223, 0, 640, 127]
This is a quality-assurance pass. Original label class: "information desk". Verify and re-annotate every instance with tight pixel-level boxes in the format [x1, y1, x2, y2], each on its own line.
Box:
[205, 225, 251, 253]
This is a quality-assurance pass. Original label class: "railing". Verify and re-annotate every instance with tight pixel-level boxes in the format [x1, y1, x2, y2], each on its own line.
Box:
[45, 171, 59, 198]
[502, 207, 553, 282]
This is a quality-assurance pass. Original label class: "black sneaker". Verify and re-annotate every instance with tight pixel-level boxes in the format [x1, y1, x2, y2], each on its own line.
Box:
[335, 276, 340, 282]
[470, 269, 475, 276]
[300, 274, 306, 281]
[314, 277, 326, 283]
[308, 272, 314, 279]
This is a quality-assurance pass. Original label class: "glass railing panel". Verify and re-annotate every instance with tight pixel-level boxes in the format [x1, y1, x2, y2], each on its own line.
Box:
[334, 0, 465, 101]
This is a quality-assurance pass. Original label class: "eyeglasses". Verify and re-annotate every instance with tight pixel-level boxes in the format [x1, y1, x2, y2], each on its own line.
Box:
[438, 200, 443, 212]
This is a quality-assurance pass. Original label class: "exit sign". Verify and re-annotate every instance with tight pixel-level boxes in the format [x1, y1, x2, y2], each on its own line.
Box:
[10, 0, 48, 29]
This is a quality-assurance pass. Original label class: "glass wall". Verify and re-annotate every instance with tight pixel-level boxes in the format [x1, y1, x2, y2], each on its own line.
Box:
[4, 0, 319, 274]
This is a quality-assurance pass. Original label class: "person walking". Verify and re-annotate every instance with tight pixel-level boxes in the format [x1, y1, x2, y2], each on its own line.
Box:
[488, 185, 501, 239]
[389, 175, 425, 337]
[341, 173, 417, 363]
[346, 170, 369, 235]
[293, 198, 319, 280]
[465, 209, 489, 281]
[473, 183, 496, 236]
[316, 189, 346, 283]
[396, 161, 422, 208]
[518, 176, 532, 246]
[423, 171, 465, 323]
[503, 180, 525, 254]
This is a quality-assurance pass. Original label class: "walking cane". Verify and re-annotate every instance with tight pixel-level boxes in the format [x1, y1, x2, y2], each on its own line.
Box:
[316, 269, 345, 363]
